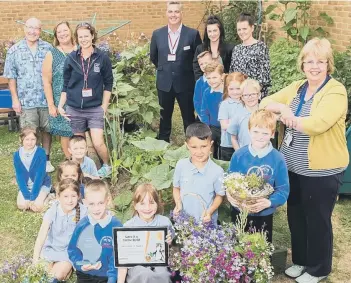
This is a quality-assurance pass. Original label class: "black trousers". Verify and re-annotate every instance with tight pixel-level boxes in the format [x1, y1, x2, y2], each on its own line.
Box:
[219, 146, 235, 161]
[76, 271, 108, 283]
[209, 125, 221, 160]
[231, 208, 273, 243]
[287, 171, 344, 277]
[157, 86, 195, 142]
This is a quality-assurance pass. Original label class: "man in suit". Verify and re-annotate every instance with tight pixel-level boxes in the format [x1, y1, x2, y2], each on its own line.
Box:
[150, 1, 202, 142]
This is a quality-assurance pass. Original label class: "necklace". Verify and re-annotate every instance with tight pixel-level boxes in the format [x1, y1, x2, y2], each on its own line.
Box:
[59, 44, 74, 55]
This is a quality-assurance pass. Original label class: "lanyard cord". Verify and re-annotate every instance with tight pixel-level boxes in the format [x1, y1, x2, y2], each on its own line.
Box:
[81, 55, 91, 89]
[168, 33, 180, 54]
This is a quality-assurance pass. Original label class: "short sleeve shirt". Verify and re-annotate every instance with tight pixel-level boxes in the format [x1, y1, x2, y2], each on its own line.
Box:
[227, 107, 251, 148]
[41, 201, 87, 261]
[81, 156, 99, 178]
[173, 158, 224, 223]
[3, 39, 52, 109]
[218, 98, 244, 147]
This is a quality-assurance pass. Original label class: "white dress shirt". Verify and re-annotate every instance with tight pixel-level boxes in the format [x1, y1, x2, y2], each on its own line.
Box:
[168, 24, 182, 54]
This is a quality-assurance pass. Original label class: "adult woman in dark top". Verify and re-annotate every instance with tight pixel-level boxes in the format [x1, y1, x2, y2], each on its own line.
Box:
[229, 13, 271, 97]
[193, 15, 234, 81]
[58, 22, 113, 178]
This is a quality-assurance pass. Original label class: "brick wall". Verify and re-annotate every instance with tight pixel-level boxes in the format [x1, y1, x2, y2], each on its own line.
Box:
[0, 1, 207, 45]
[264, 0, 351, 51]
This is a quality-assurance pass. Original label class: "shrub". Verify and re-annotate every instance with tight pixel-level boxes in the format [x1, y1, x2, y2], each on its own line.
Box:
[269, 39, 304, 94]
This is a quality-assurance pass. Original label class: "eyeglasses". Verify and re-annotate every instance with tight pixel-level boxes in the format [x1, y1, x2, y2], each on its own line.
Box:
[25, 25, 41, 31]
[303, 60, 328, 68]
[242, 93, 259, 99]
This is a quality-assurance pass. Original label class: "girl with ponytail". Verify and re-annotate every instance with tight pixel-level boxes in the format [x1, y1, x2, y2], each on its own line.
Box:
[33, 178, 87, 282]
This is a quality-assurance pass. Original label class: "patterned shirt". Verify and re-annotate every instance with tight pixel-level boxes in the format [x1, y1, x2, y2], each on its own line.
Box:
[4, 39, 52, 109]
[229, 41, 271, 97]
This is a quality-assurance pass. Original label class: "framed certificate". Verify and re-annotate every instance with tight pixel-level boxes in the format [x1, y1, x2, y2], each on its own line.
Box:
[113, 226, 169, 267]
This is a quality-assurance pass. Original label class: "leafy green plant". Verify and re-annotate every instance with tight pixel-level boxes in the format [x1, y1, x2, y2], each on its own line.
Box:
[269, 38, 304, 93]
[334, 46, 351, 124]
[113, 190, 133, 223]
[266, 0, 333, 44]
[111, 42, 160, 126]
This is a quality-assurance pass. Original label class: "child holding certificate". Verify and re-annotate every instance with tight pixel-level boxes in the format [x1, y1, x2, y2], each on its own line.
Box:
[117, 183, 173, 283]
[68, 180, 122, 283]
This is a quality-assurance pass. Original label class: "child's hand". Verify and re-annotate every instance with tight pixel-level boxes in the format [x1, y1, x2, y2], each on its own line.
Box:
[91, 261, 102, 270]
[202, 210, 212, 223]
[173, 203, 182, 216]
[81, 264, 93, 271]
[247, 198, 271, 213]
[166, 233, 172, 245]
[227, 194, 241, 209]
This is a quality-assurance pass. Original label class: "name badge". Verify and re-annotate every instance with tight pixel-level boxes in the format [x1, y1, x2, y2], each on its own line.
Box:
[168, 54, 176, 61]
[284, 132, 293, 147]
[183, 46, 190, 50]
[82, 88, 93, 97]
[94, 63, 100, 72]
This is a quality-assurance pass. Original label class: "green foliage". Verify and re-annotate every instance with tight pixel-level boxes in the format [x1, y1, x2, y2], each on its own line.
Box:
[111, 43, 160, 127]
[269, 39, 304, 93]
[113, 190, 133, 223]
[266, 0, 333, 44]
[334, 46, 351, 124]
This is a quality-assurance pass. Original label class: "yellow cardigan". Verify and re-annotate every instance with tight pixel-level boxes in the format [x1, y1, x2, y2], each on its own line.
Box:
[260, 78, 349, 170]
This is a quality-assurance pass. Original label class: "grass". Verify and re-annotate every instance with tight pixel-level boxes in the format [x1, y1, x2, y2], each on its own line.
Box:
[1, 105, 351, 282]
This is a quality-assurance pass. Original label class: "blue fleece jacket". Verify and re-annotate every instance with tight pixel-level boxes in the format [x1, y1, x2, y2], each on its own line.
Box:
[200, 87, 222, 127]
[68, 214, 122, 283]
[193, 76, 209, 119]
[228, 144, 289, 216]
[13, 147, 51, 201]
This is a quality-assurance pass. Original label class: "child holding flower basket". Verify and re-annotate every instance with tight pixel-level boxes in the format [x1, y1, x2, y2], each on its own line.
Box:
[173, 122, 224, 224]
[225, 109, 289, 242]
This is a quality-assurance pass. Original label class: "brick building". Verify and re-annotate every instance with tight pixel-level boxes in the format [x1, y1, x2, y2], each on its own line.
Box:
[0, 1, 349, 50]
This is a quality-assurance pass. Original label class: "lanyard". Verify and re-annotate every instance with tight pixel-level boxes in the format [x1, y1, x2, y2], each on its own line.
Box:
[168, 33, 180, 54]
[295, 75, 331, 116]
[81, 55, 91, 89]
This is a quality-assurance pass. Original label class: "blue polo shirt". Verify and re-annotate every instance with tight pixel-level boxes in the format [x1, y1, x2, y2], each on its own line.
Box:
[200, 88, 222, 127]
[80, 156, 99, 178]
[227, 107, 251, 148]
[228, 143, 289, 216]
[4, 39, 52, 109]
[218, 98, 244, 147]
[173, 158, 224, 223]
[193, 75, 209, 119]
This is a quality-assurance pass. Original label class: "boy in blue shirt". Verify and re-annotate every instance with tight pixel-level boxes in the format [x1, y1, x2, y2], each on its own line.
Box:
[193, 51, 212, 120]
[200, 62, 225, 159]
[173, 122, 224, 224]
[68, 180, 122, 283]
[69, 135, 99, 180]
[227, 109, 289, 243]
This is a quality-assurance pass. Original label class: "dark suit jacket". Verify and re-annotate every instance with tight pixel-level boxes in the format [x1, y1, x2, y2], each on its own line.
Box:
[150, 25, 202, 93]
[193, 42, 234, 81]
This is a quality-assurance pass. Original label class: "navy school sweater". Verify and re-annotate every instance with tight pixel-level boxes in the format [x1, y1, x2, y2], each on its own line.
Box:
[200, 87, 222, 127]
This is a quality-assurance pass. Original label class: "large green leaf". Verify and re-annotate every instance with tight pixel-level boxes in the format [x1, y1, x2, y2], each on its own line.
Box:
[131, 137, 169, 151]
[144, 164, 174, 190]
[213, 158, 230, 172]
[319, 12, 334, 25]
[284, 8, 297, 23]
[131, 73, 141, 84]
[143, 111, 154, 124]
[113, 190, 133, 208]
[163, 145, 189, 167]
[120, 51, 135, 60]
[114, 206, 133, 224]
[299, 26, 310, 41]
[117, 82, 135, 93]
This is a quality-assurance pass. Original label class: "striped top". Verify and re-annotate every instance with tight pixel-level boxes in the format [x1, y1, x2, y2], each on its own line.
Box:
[280, 93, 344, 177]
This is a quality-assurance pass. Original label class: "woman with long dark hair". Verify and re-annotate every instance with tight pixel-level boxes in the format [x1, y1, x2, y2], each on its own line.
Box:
[193, 15, 234, 81]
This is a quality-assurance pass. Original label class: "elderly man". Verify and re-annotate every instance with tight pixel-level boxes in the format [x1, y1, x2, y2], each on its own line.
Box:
[4, 17, 54, 172]
[150, 1, 202, 142]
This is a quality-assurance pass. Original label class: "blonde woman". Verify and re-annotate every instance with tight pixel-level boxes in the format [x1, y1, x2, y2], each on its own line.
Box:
[260, 38, 348, 283]
[42, 21, 76, 158]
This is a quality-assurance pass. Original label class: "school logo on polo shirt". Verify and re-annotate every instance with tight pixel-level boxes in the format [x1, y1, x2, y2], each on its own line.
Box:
[100, 236, 113, 248]
[94, 63, 100, 72]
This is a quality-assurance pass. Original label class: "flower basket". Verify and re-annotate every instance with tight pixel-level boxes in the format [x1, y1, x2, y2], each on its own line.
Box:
[223, 166, 274, 212]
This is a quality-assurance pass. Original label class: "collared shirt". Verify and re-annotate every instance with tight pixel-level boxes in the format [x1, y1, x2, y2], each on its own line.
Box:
[173, 157, 224, 223]
[227, 107, 252, 148]
[80, 156, 99, 178]
[42, 200, 87, 262]
[4, 39, 52, 109]
[218, 98, 245, 147]
[248, 142, 273, 158]
[168, 24, 182, 54]
[88, 213, 112, 228]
